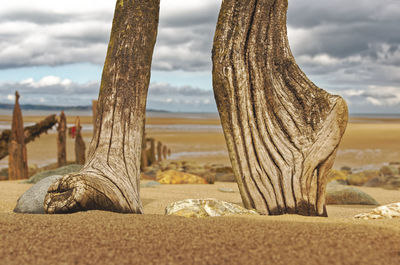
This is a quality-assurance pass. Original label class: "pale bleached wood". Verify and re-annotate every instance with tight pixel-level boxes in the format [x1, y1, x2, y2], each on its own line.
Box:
[44, 0, 160, 214]
[212, 0, 348, 216]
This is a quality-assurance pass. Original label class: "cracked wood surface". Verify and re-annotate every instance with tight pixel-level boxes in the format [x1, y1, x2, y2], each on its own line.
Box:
[44, 0, 160, 214]
[212, 0, 348, 216]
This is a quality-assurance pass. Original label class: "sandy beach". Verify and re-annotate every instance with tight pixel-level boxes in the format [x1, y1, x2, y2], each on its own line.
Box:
[1, 113, 400, 264]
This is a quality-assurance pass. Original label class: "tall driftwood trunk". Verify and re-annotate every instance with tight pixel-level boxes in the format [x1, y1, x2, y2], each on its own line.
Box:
[8, 92, 28, 180]
[212, 0, 348, 216]
[44, 0, 160, 214]
[74, 117, 86, 165]
[57, 111, 67, 167]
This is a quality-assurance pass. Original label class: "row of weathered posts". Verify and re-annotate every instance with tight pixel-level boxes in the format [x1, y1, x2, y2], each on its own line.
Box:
[4, 92, 86, 180]
[56, 111, 86, 167]
[140, 137, 171, 170]
[3, 93, 171, 180]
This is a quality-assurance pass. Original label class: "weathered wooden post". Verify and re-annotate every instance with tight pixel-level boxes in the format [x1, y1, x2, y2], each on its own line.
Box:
[148, 138, 156, 165]
[57, 111, 67, 167]
[162, 145, 168, 160]
[167, 148, 171, 158]
[74, 117, 86, 165]
[157, 141, 162, 162]
[8, 91, 28, 180]
[212, 0, 348, 216]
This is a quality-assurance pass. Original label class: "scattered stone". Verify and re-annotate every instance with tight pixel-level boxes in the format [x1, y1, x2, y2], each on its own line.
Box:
[363, 176, 385, 188]
[215, 173, 236, 182]
[203, 173, 215, 184]
[14, 175, 63, 214]
[340, 166, 352, 173]
[140, 173, 156, 180]
[27, 164, 83, 184]
[140, 181, 161, 188]
[346, 170, 379, 186]
[211, 166, 233, 174]
[327, 169, 348, 183]
[165, 198, 259, 218]
[363, 175, 400, 190]
[157, 170, 208, 184]
[326, 182, 379, 205]
[218, 187, 235, 193]
[380, 165, 399, 176]
[355, 202, 400, 220]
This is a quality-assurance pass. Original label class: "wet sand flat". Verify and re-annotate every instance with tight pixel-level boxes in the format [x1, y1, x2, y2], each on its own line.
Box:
[1, 115, 400, 168]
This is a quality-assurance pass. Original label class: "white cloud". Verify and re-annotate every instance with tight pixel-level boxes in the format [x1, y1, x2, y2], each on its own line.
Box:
[366, 97, 383, 106]
[7, 94, 14, 101]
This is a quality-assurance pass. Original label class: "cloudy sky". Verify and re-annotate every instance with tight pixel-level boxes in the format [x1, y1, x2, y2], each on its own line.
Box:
[0, 0, 399, 114]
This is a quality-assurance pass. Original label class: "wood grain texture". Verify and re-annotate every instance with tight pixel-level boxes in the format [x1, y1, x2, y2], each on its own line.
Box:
[44, 0, 160, 214]
[8, 92, 28, 180]
[212, 0, 348, 216]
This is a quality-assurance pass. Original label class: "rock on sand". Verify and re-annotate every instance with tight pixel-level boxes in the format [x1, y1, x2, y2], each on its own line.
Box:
[27, 164, 83, 184]
[14, 175, 62, 214]
[157, 170, 208, 184]
[355, 202, 400, 219]
[326, 182, 379, 205]
[165, 198, 259, 218]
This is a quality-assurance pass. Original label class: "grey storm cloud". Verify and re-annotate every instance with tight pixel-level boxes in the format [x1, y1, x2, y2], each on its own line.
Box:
[0, 0, 399, 113]
[0, 77, 217, 112]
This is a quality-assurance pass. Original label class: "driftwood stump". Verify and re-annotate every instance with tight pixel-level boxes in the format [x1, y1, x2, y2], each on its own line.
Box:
[0, 114, 57, 160]
[44, 0, 159, 214]
[212, 0, 348, 216]
[74, 117, 86, 165]
[57, 111, 67, 167]
[8, 91, 28, 180]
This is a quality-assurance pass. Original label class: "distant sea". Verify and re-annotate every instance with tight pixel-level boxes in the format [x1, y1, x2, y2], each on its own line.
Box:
[0, 108, 398, 119]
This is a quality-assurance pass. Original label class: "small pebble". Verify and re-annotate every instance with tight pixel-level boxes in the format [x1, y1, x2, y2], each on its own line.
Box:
[218, 187, 235, 193]
[141, 181, 161, 188]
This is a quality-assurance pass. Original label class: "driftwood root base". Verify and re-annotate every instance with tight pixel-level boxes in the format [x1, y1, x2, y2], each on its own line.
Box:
[44, 171, 141, 214]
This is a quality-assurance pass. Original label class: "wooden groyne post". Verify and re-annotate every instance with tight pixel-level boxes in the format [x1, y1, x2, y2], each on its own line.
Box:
[8, 91, 28, 180]
[75, 117, 86, 165]
[57, 111, 67, 167]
